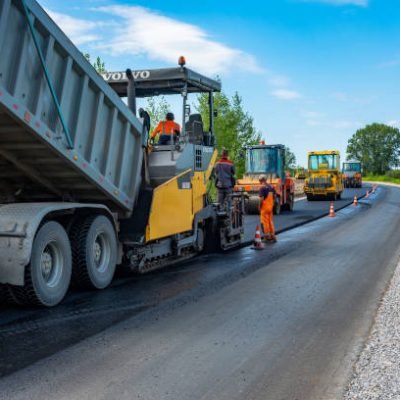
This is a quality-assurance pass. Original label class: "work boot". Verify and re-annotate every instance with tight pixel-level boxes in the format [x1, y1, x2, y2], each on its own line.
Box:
[263, 235, 271, 242]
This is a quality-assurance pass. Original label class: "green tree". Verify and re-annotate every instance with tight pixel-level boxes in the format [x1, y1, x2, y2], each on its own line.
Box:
[196, 90, 261, 177]
[145, 96, 171, 132]
[346, 123, 400, 174]
[284, 146, 296, 172]
[83, 53, 106, 73]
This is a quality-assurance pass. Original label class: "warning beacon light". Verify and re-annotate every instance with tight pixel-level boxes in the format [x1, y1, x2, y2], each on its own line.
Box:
[178, 56, 186, 67]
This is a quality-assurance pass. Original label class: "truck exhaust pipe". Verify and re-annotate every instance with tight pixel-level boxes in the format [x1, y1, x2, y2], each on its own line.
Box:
[126, 69, 136, 115]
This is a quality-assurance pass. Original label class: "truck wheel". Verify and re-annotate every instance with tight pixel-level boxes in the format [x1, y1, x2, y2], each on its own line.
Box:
[246, 197, 259, 214]
[287, 193, 294, 211]
[274, 196, 281, 215]
[12, 221, 72, 307]
[0, 284, 14, 305]
[71, 215, 117, 290]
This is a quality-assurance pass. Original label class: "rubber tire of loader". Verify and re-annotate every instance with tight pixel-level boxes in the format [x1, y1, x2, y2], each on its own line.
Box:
[70, 215, 117, 290]
[11, 221, 72, 307]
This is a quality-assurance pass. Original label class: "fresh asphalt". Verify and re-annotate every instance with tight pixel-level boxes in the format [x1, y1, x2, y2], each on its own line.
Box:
[2, 185, 395, 400]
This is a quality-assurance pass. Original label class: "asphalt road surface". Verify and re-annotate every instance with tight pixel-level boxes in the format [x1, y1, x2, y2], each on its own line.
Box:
[1, 185, 396, 400]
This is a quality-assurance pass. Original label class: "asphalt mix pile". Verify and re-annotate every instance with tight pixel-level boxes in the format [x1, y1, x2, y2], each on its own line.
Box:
[345, 258, 400, 400]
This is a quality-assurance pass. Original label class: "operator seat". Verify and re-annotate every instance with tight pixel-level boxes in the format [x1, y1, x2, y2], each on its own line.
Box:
[185, 114, 204, 145]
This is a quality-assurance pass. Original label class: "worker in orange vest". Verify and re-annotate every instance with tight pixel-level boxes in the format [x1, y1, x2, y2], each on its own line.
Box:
[150, 112, 181, 145]
[258, 175, 277, 242]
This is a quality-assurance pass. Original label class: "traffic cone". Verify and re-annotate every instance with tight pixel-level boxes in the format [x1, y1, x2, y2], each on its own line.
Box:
[251, 225, 265, 250]
[353, 196, 358, 206]
[328, 202, 336, 217]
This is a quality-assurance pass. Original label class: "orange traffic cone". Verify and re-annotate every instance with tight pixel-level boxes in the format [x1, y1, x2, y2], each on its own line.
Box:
[353, 196, 358, 206]
[251, 224, 265, 250]
[328, 202, 336, 217]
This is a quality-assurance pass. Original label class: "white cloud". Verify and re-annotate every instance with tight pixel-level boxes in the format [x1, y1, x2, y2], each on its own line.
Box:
[332, 120, 362, 129]
[386, 120, 400, 128]
[303, 111, 324, 118]
[271, 89, 302, 100]
[268, 74, 290, 87]
[93, 6, 262, 75]
[306, 119, 320, 126]
[303, 0, 368, 6]
[46, 10, 101, 45]
[331, 91, 375, 106]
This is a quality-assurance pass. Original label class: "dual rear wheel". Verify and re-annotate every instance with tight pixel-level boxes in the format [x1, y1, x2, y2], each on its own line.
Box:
[9, 215, 117, 307]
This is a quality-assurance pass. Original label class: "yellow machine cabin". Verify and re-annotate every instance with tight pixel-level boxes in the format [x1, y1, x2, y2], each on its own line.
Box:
[304, 150, 344, 201]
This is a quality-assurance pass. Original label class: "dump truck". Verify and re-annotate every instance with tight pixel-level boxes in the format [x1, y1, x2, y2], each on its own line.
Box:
[0, 0, 243, 307]
[233, 144, 295, 215]
[304, 150, 344, 201]
[342, 161, 362, 188]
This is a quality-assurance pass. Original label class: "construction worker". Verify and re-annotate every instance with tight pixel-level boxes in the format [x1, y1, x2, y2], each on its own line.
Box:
[150, 112, 181, 145]
[215, 149, 236, 208]
[258, 175, 277, 242]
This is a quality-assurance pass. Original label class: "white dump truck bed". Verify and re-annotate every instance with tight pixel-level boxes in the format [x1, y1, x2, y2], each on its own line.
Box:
[0, 0, 144, 216]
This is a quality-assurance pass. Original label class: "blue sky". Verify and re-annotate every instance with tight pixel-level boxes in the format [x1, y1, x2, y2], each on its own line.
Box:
[39, 0, 400, 165]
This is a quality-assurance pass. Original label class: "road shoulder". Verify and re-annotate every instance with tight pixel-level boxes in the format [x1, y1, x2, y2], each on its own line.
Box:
[344, 256, 400, 400]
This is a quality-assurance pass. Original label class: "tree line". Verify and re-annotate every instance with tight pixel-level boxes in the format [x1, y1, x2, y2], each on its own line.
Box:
[347, 123, 400, 175]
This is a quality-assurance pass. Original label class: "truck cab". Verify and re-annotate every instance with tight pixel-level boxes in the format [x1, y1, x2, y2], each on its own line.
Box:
[304, 150, 344, 201]
[234, 144, 295, 214]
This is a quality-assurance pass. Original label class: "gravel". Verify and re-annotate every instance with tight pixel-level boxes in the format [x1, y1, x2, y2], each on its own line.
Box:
[344, 258, 400, 400]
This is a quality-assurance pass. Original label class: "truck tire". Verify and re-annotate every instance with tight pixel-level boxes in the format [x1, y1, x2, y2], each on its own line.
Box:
[274, 196, 281, 215]
[71, 215, 117, 290]
[0, 284, 14, 305]
[287, 193, 294, 211]
[245, 197, 259, 215]
[12, 221, 72, 307]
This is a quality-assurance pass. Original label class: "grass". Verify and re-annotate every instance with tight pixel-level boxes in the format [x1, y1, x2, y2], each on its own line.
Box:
[363, 174, 400, 185]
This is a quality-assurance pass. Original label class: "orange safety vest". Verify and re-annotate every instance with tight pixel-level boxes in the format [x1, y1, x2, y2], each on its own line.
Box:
[151, 120, 180, 139]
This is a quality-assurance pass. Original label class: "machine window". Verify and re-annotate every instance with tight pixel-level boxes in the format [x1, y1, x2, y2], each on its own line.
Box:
[309, 155, 337, 170]
[246, 148, 278, 174]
